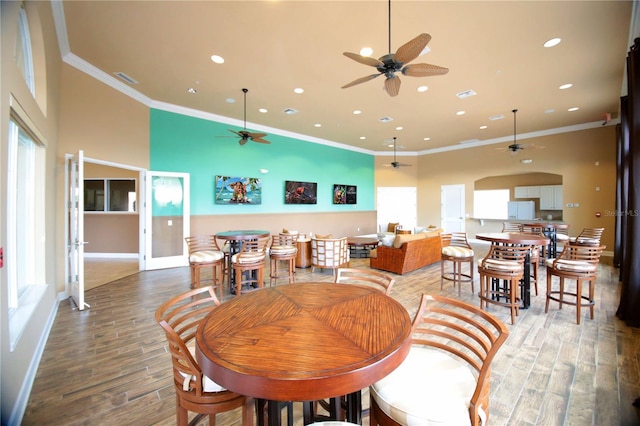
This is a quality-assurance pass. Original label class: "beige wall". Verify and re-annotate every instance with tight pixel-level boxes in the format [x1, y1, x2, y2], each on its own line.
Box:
[416, 126, 617, 249]
[1, 2, 61, 423]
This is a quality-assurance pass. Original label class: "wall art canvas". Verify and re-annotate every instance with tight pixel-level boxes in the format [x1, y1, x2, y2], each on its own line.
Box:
[333, 184, 357, 204]
[284, 180, 317, 204]
[215, 176, 262, 204]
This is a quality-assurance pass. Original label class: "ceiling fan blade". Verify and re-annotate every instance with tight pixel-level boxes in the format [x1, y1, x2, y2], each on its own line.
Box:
[394, 33, 431, 64]
[343, 52, 384, 67]
[402, 63, 449, 77]
[341, 73, 381, 89]
[229, 129, 243, 137]
[247, 131, 267, 138]
[384, 75, 401, 97]
[239, 138, 248, 146]
[250, 136, 271, 144]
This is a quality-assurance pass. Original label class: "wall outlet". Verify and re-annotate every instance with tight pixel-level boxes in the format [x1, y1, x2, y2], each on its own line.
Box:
[574, 203, 579, 207]
[566, 203, 574, 208]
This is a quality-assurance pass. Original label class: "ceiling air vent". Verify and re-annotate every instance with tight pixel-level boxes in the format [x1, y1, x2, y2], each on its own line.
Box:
[456, 89, 476, 99]
[379, 116, 394, 123]
[489, 114, 504, 121]
[283, 108, 298, 115]
[113, 72, 138, 85]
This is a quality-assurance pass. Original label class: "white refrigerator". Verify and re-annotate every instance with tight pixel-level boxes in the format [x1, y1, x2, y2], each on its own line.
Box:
[507, 201, 535, 221]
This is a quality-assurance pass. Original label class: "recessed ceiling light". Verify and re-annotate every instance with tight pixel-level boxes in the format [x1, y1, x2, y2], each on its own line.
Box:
[187, 88, 197, 94]
[294, 88, 304, 94]
[417, 86, 428, 92]
[544, 109, 555, 114]
[568, 107, 579, 112]
[489, 114, 504, 121]
[559, 83, 573, 90]
[520, 159, 533, 164]
[226, 98, 236, 103]
[258, 108, 268, 113]
[456, 111, 465, 116]
[353, 110, 362, 115]
[360, 136, 366, 140]
[395, 126, 403, 131]
[544, 38, 561, 48]
[360, 47, 373, 56]
[423, 137, 431, 141]
[211, 54, 224, 64]
[480, 125, 488, 129]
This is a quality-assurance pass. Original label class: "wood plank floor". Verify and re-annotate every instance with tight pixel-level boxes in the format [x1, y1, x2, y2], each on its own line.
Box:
[23, 241, 640, 425]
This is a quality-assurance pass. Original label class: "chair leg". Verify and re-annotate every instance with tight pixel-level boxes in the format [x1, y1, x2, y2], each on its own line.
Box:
[588, 279, 595, 320]
[576, 279, 582, 325]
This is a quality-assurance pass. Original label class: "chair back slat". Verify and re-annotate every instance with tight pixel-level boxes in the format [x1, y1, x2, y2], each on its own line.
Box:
[335, 268, 395, 295]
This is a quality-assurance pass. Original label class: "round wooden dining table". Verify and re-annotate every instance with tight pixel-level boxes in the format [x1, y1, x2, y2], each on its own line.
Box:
[476, 232, 550, 309]
[195, 282, 412, 425]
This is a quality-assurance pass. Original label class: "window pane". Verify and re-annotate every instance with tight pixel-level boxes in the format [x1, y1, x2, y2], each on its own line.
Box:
[109, 179, 136, 211]
[15, 5, 35, 94]
[473, 189, 509, 219]
[84, 180, 105, 211]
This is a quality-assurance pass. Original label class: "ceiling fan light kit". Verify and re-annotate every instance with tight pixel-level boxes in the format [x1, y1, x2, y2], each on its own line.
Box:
[341, 0, 449, 97]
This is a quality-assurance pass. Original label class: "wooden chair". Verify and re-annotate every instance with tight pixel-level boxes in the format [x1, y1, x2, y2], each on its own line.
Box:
[184, 235, 224, 297]
[440, 232, 474, 295]
[231, 236, 270, 295]
[545, 245, 605, 324]
[335, 268, 395, 294]
[269, 233, 298, 286]
[570, 227, 604, 246]
[501, 222, 523, 232]
[369, 294, 509, 426]
[155, 286, 253, 426]
[311, 237, 350, 274]
[477, 244, 530, 324]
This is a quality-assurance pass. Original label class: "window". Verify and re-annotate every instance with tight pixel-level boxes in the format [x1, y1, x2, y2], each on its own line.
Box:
[84, 179, 137, 212]
[7, 115, 46, 350]
[15, 3, 35, 95]
[473, 189, 509, 219]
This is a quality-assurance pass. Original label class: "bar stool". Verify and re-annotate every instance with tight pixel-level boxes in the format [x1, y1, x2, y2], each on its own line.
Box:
[184, 235, 225, 298]
[269, 233, 298, 286]
[478, 244, 530, 324]
[231, 236, 270, 295]
[440, 232, 474, 295]
[545, 245, 605, 324]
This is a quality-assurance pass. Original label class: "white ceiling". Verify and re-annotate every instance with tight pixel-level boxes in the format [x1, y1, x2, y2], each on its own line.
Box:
[55, 1, 636, 155]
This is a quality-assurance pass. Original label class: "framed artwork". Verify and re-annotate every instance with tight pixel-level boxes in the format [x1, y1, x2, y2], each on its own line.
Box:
[284, 180, 317, 204]
[215, 176, 262, 204]
[333, 184, 357, 204]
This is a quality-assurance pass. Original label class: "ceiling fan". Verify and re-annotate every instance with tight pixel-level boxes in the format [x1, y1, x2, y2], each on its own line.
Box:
[226, 88, 270, 146]
[384, 137, 411, 168]
[341, 0, 449, 97]
[496, 109, 544, 154]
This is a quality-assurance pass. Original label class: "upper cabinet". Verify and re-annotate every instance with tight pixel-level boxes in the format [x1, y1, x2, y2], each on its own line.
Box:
[539, 185, 563, 210]
[514, 185, 541, 198]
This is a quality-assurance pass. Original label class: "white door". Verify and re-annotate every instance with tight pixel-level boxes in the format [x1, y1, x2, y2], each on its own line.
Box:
[441, 184, 465, 232]
[143, 171, 190, 270]
[67, 151, 88, 310]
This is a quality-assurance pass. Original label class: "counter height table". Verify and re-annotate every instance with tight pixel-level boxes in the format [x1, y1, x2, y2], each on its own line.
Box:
[215, 230, 270, 293]
[196, 283, 412, 425]
[522, 222, 569, 259]
[476, 232, 549, 309]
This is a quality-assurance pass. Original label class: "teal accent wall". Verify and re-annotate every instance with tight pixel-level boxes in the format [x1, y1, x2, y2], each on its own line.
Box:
[150, 109, 375, 215]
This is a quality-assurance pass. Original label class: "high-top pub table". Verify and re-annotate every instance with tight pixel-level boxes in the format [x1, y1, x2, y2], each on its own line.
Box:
[196, 283, 412, 425]
[522, 222, 569, 259]
[476, 232, 549, 308]
[215, 230, 270, 293]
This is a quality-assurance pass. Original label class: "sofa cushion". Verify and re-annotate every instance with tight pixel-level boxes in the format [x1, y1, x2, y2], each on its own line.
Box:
[387, 222, 400, 232]
[393, 233, 426, 249]
[380, 235, 395, 247]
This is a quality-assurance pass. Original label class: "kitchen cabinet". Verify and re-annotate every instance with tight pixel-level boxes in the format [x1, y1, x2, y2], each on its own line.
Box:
[514, 186, 540, 198]
[539, 185, 563, 210]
